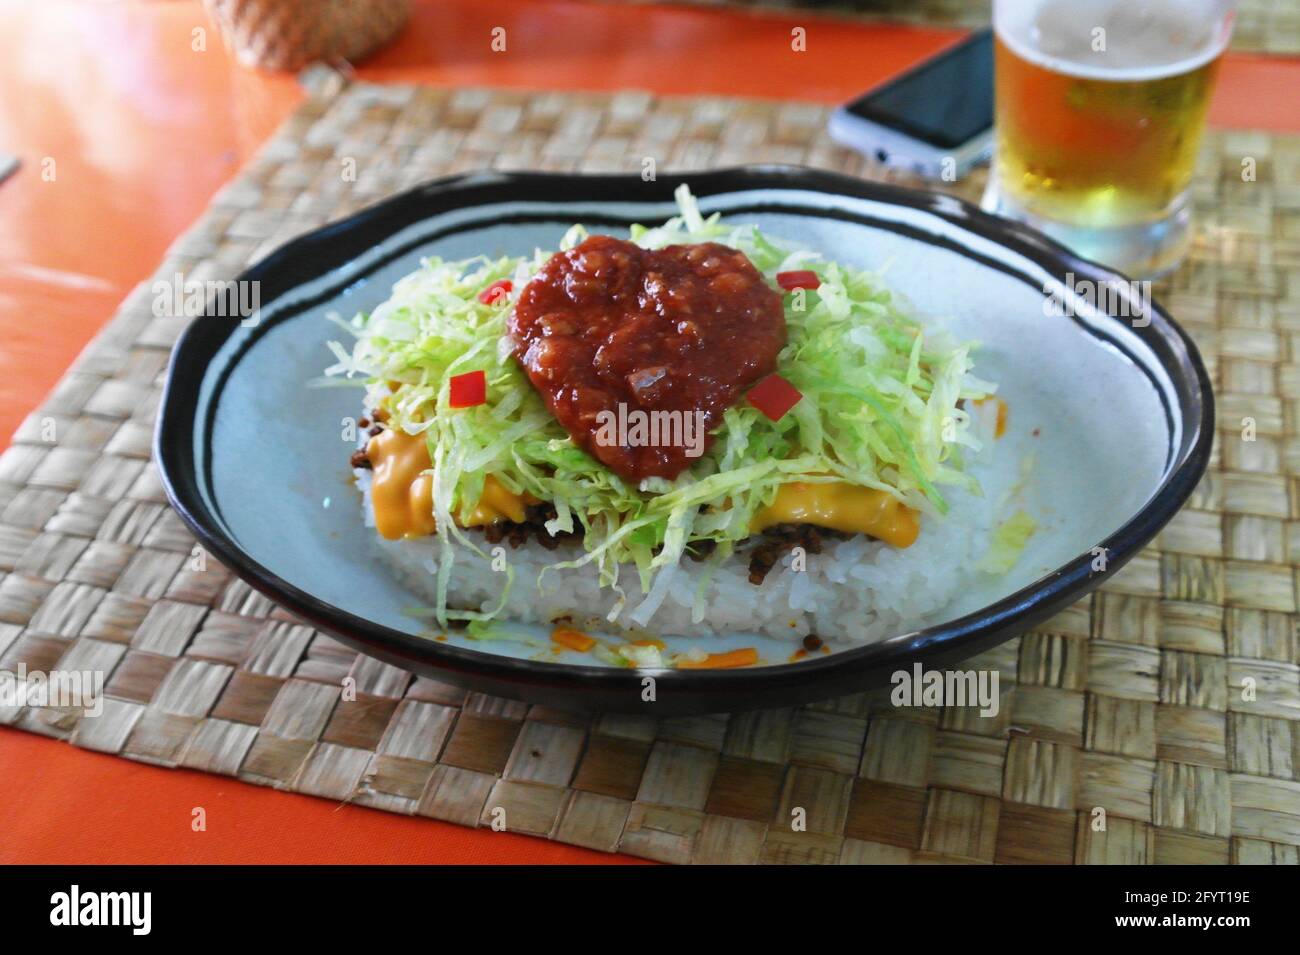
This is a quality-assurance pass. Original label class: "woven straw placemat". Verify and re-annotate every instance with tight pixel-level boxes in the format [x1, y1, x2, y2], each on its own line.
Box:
[613, 0, 1300, 55]
[1, 81, 1297, 864]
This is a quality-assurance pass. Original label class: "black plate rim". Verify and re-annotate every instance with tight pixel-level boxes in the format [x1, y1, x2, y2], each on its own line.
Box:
[154, 165, 1215, 707]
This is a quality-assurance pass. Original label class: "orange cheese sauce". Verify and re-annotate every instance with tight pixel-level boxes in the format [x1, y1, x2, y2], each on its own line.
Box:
[975, 396, 1008, 439]
[551, 627, 596, 653]
[750, 482, 920, 548]
[366, 431, 921, 550]
[676, 647, 759, 669]
[365, 427, 534, 540]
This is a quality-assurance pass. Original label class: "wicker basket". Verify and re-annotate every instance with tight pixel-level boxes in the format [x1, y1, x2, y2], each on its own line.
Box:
[203, 0, 411, 71]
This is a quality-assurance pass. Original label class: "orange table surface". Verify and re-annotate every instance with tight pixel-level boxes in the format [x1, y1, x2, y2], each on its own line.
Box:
[0, 0, 1296, 864]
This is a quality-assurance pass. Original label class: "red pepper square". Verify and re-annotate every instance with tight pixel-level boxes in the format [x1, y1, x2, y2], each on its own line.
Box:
[478, 279, 513, 305]
[448, 370, 487, 408]
[747, 373, 802, 422]
[775, 270, 820, 291]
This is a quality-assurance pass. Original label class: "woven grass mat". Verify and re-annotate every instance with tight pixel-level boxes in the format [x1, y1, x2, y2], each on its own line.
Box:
[2, 81, 1299, 864]
[609, 0, 1300, 55]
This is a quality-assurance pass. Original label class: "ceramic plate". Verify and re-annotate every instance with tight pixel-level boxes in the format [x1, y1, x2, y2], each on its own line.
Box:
[155, 167, 1213, 714]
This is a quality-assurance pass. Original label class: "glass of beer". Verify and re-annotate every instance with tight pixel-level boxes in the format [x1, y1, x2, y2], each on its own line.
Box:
[983, 0, 1235, 277]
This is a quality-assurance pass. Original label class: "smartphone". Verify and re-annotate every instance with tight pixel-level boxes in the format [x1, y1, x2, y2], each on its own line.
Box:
[828, 29, 994, 180]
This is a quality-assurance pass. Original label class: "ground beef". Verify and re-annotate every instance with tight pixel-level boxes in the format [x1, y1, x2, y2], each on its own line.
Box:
[473, 514, 847, 586]
[687, 538, 717, 562]
[475, 503, 584, 551]
[745, 523, 851, 585]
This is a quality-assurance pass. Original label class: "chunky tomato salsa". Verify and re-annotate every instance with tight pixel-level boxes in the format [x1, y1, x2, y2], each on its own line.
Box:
[509, 235, 786, 482]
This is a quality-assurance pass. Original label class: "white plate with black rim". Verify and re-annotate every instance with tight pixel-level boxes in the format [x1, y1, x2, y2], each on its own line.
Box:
[155, 167, 1212, 715]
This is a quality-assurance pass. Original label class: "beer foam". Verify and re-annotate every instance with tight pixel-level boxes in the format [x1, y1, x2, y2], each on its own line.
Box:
[995, 0, 1231, 81]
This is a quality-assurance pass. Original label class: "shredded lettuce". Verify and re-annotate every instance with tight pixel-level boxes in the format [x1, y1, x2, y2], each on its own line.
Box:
[326, 185, 995, 626]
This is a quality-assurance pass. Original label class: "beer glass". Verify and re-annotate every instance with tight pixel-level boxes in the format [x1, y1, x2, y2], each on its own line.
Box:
[983, 0, 1235, 277]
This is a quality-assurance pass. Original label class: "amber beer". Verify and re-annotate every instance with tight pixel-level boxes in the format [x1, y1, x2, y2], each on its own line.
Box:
[985, 0, 1234, 276]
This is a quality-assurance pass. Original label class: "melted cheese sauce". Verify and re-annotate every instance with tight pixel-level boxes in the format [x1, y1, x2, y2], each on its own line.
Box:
[366, 427, 533, 540]
[367, 429, 920, 549]
[750, 482, 920, 548]
[976, 395, 1008, 439]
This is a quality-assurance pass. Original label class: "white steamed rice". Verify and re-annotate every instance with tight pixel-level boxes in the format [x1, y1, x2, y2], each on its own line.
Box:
[355, 459, 998, 646]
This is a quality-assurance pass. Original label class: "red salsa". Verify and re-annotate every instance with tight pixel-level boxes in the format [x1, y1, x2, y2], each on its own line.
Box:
[509, 235, 786, 482]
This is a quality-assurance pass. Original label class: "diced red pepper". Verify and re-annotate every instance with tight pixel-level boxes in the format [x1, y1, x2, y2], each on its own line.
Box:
[747, 373, 802, 422]
[478, 279, 513, 305]
[448, 370, 487, 408]
[775, 270, 820, 291]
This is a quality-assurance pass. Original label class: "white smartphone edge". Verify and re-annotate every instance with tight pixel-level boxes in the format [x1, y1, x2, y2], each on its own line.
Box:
[827, 107, 993, 181]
